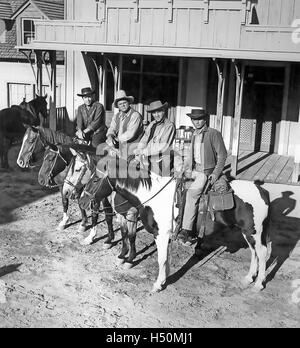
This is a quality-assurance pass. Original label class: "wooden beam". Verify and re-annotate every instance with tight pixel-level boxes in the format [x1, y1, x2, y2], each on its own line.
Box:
[213, 58, 228, 133]
[231, 61, 245, 177]
[49, 51, 57, 131]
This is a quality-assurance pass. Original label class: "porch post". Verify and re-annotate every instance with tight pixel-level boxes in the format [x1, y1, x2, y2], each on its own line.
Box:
[231, 60, 245, 177]
[213, 58, 228, 133]
[99, 54, 107, 109]
[49, 51, 57, 130]
[35, 50, 43, 96]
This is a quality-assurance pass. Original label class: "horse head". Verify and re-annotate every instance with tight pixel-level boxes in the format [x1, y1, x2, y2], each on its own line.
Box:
[38, 144, 70, 187]
[63, 147, 96, 200]
[17, 125, 44, 168]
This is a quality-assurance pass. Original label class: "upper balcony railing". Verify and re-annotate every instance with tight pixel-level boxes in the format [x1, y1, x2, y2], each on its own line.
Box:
[24, 0, 300, 61]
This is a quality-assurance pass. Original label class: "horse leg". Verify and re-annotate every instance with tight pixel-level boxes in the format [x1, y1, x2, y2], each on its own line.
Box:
[78, 198, 88, 233]
[253, 229, 268, 291]
[242, 233, 258, 287]
[102, 197, 114, 247]
[123, 208, 138, 269]
[57, 191, 70, 231]
[117, 216, 129, 265]
[81, 200, 99, 246]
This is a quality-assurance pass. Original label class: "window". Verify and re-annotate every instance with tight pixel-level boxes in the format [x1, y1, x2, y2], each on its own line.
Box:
[8, 83, 34, 107]
[22, 19, 35, 44]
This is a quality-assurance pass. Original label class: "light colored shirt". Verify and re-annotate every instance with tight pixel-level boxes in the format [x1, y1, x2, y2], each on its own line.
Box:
[193, 132, 204, 165]
[138, 118, 175, 157]
[107, 108, 143, 144]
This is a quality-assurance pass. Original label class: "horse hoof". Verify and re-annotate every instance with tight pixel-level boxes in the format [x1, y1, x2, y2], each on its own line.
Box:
[253, 282, 265, 292]
[241, 276, 255, 288]
[152, 284, 163, 293]
[78, 225, 87, 233]
[117, 258, 126, 266]
[80, 237, 94, 246]
[123, 263, 133, 270]
[103, 243, 113, 250]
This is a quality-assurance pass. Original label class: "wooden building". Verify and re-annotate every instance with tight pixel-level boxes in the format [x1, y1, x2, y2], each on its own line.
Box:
[19, 0, 300, 182]
[0, 0, 65, 129]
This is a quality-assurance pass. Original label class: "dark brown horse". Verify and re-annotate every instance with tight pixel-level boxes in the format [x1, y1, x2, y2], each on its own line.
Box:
[0, 96, 48, 168]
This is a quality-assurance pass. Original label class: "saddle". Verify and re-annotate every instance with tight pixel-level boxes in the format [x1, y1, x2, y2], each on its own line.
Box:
[174, 175, 234, 240]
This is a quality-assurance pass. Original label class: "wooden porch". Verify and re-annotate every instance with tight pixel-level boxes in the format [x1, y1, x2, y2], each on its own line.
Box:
[224, 151, 300, 186]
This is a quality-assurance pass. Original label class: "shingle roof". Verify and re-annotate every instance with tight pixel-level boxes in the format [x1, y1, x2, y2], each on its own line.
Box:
[32, 0, 64, 20]
[0, 0, 64, 61]
[11, 0, 64, 20]
[0, 2, 12, 19]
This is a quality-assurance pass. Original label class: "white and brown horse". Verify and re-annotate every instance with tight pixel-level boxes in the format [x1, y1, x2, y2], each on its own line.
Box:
[80, 155, 270, 293]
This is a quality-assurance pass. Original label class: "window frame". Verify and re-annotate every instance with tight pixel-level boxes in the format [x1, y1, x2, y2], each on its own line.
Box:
[21, 17, 38, 45]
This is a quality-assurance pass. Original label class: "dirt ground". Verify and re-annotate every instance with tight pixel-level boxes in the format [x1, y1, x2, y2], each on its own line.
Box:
[0, 146, 299, 328]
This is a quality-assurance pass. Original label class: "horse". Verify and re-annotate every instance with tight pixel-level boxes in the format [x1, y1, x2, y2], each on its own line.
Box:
[0, 95, 48, 168]
[76, 152, 142, 266]
[80, 155, 270, 293]
[60, 147, 115, 246]
[17, 126, 73, 169]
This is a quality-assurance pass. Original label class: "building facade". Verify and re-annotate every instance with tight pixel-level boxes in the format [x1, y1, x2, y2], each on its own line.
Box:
[0, 0, 65, 128]
[18, 0, 300, 180]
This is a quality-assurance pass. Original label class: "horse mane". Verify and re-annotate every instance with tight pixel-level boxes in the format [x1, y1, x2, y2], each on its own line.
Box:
[105, 155, 152, 192]
[39, 127, 74, 145]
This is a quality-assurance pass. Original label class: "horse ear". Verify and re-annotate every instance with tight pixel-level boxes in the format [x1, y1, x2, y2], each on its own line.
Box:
[70, 148, 78, 157]
[43, 94, 48, 100]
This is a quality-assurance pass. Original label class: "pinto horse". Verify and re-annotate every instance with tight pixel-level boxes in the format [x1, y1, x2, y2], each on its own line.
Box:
[38, 144, 114, 237]
[0, 96, 48, 168]
[80, 155, 270, 293]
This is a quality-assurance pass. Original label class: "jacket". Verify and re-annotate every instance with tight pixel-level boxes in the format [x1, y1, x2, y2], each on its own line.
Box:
[184, 125, 227, 179]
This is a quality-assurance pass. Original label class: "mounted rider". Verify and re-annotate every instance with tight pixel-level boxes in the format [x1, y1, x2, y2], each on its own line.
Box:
[76, 87, 107, 148]
[106, 90, 144, 157]
[177, 108, 227, 245]
[133, 100, 176, 176]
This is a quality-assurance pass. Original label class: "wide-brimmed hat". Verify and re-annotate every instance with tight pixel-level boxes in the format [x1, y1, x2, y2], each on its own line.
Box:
[114, 90, 134, 108]
[77, 87, 95, 97]
[187, 108, 209, 120]
[147, 100, 169, 113]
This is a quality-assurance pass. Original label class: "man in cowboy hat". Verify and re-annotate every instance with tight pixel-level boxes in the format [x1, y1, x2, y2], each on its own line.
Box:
[76, 87, 107, 148]
[133, 100, 175, 173]
[106, 90, 143, 156]
[178, 108, 227, 244]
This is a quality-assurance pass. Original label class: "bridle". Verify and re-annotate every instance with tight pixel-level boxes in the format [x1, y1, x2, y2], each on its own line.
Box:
[43, 147, 68, 187]
[64, 156, 90, 192]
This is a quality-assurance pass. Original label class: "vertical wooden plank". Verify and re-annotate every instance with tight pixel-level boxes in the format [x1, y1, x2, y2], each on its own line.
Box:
[152, 9, 165, 46]
[130, 7, 141, 46]
[267, 0, 281, 25]
[278, 64, 291, 156]
[231, 62, 245, 177]
[189, 9, 202, 47]
[140, 8, 153, 45]
[176, 8, 190, 47]
[107, 8, 118, 44]
[49, 51, 57, 131]
[164, 8, 177, 46]
[118, 8, 131, 44]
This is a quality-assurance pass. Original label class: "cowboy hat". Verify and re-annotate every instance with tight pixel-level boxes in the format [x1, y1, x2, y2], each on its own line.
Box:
[147, 100, 169, 113]
[186, 108, 209, 120]
[77, 87, 95, 97]
[114, 90, 134, 108]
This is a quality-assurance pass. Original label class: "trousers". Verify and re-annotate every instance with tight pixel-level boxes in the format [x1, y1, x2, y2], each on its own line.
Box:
[182, 170, 208, 231]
